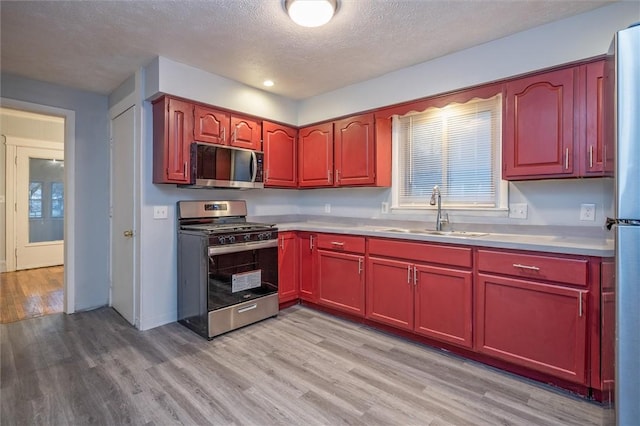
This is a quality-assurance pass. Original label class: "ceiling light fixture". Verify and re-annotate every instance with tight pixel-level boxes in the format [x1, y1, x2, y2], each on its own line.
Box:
[285, 0, 337, 28]
[263, 80, 275, 87]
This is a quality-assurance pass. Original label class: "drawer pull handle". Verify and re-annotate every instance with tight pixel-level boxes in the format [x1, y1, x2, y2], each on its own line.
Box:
[413, 266, 418, 285]
[238, 304, 258, 314]
[331, 241, 345, 246]
[513, 263, 540, 271]
[565, 148, 569, 170]
[407, 265, 411, 284]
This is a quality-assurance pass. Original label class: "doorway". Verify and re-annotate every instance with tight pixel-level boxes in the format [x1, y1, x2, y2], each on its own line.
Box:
[1, 102, 76, 315]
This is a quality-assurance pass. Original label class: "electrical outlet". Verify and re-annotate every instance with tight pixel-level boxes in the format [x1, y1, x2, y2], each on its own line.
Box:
[509, 203, 528, 219]
[580, 204, 596, 221]
[324, 203, 331, 213]
[153, 205, 168, 219]
[381, 202, 389, 214]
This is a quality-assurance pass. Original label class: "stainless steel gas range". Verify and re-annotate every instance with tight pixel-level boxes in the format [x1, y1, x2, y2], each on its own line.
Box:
[176, 200, 279, 339]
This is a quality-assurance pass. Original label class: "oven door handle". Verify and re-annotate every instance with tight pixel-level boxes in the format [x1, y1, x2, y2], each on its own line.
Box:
[208, 239, 277, 256]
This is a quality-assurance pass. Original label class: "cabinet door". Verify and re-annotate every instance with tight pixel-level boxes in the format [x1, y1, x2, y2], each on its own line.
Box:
[278, 232, 298, 303]
[153, 97, 193, 183]
[317, 250, 365, 316]
[414, 264, 472, 348]
[263, 121, 297, 188]
[334, 114, 375, 186]
[504, 67, 575, 179]
[583, 61, 608, 176]
[194, 105, 229, 145]
[366, 256, 414, 331]
[298, 233, 317, 302]
[230, 116, 262, 150]
[476, 274, 588, 384]
[298, 123, 334, 188]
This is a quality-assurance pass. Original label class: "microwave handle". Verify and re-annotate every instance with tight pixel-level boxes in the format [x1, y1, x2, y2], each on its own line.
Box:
[251, 151, 258, 183]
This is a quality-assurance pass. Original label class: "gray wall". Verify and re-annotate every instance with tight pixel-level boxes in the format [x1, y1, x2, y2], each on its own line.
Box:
[1, 74, 110, 311]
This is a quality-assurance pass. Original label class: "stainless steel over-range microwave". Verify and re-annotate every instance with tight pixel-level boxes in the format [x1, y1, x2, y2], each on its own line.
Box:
[181, 143, 264, 189]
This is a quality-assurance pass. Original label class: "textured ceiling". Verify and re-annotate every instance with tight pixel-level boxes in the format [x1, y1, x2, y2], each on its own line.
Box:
[0, 0, 615, 100]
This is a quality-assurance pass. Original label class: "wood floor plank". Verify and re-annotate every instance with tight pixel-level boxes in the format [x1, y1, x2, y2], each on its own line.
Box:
[0, 305, 609, 426]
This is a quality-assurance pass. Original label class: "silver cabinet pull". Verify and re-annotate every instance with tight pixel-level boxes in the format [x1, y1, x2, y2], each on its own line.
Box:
[331, 241, 345, 247]
[309, 235, 314, 250]
[221, 126, 226, 143]
[183, 162, 188, 178]
[513, 263, 540, 271]
[407, 265, 412, 284]
[336, 169, 340, 183]
[413, 266, 418, 285]
[589, 145, 594, 168]
[280, 236, 284, 250]
[358, 257, 363, 275]
[327, 169, 332, 183]
[578, 292, 583, 317]
[238, 304, 257, 314]
[565, 148, 569, 170]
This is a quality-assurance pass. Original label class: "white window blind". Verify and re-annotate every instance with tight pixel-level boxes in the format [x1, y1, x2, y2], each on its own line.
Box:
[396, 94, 502, 208]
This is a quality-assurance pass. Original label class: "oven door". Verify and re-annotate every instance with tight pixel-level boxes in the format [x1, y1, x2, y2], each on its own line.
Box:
[207, 240, 278, 311]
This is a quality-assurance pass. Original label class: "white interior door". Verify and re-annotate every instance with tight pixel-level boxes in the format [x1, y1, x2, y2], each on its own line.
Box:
[15, 146, 64, 270]
[111, 106, 136, 325]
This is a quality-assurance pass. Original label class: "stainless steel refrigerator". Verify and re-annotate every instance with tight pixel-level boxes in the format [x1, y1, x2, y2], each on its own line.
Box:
[605, 22, 640, 426]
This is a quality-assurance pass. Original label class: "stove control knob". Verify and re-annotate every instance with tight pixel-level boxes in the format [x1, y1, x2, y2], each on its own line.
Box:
[244, 234, 251, 242]
[218, 236, 226, 245]
[264, 231, 272, 240]
[228, 235, 236, 243]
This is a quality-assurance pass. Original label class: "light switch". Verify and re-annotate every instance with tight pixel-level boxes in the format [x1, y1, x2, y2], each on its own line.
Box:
[153, 205, 168, 219]
[509, 203, 528, 219]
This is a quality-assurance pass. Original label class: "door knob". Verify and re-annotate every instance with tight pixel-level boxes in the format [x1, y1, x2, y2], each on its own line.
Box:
[123, 230, 134, 237]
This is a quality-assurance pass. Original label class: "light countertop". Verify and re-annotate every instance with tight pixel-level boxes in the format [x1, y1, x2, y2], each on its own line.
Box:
[274, 221, 614, 257]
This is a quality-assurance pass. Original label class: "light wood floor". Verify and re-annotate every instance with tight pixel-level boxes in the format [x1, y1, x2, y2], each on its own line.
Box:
[1, 305, 611, 425]
[0, 265, 63, 324]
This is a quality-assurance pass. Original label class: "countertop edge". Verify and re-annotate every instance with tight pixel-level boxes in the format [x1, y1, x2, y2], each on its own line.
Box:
[275, 223, 615, 258]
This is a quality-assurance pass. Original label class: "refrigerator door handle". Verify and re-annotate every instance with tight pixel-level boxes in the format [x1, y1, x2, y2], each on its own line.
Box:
[605, 217, 640, 230]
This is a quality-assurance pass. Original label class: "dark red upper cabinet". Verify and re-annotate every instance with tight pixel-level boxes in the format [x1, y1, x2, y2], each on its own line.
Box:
[298, 123, 334, 188]
[152, 96, 193, 184]
[582, 60, 610, 176]
[334, 114, 376, 186]
[503, 67, 576, 180]
[194, 105, 230, 145]
[263, 122, 297, 188]
[230, 116, 262, 151]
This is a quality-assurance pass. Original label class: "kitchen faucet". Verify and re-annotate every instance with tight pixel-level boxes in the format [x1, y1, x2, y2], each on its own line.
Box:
[429, 185, 449, 231]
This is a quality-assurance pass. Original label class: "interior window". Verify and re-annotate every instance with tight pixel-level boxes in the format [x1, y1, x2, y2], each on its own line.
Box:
[393, 94, 504, 209]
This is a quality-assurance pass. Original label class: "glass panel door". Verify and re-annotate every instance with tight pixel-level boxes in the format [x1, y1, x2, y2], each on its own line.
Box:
[29, 158, 64, 243]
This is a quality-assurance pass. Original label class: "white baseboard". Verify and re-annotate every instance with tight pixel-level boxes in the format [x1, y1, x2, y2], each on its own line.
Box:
[0, 260, 6, 273]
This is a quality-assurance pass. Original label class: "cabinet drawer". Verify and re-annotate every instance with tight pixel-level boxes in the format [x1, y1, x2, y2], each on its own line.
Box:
[477, 249, 588, 287]
[317, 234, 365, 253]
[368, 238, 472, 268]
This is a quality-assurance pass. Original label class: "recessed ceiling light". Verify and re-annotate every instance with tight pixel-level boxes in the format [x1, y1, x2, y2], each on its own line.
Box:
[263, 80, 275, 87]
[285, 0, 337, 28]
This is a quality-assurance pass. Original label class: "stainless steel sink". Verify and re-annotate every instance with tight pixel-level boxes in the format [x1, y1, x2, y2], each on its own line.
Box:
[413, 230, 488, 237]
[378, 228, 488, 237]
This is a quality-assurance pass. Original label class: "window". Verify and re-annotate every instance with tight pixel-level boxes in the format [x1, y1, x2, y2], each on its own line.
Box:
[29, 182, 43, 218]
[51, 182, 64, 218]
[393, 94, 504, 209]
